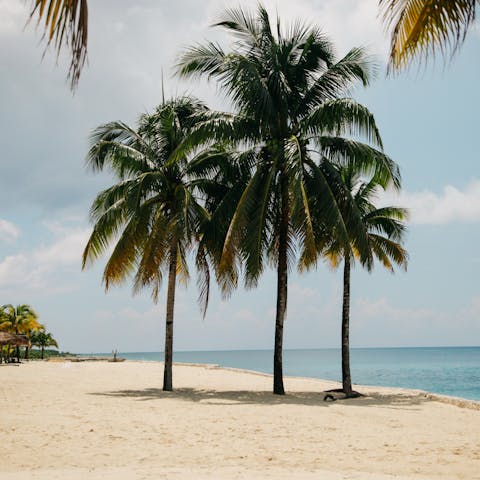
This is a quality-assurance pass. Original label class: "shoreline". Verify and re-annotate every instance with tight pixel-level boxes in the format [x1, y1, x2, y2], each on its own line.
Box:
[70, 356, 480, 408]
[2, 360, 480, 479]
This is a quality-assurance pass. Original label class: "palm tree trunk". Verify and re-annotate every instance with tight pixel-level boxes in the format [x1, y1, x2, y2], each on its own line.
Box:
[274, 172, 289, 395]
[16, 345, 20, 363]
[342, 254, 352, 395]
[25, 346, 29, 360]
[163, 239, 178, 392]
[41, 346, 45, 360]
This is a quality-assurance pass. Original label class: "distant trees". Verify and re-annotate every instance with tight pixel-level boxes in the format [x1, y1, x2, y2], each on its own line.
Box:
[30, 331, 59, 359]
[0, 304, 58, 362]
[0, 304, 40, 362]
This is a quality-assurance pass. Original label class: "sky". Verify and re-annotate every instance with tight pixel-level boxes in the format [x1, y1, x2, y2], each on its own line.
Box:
[0, 0, 479, 353]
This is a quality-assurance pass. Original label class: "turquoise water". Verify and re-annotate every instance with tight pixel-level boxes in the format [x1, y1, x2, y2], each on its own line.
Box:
[89, 347, 480, 401]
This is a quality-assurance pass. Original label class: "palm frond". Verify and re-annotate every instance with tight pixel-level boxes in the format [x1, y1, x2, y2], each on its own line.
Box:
[317, 137, 401, 189]
[29, 0, 88, 90]
[304, 98, 383, 149]
[380, 0, 477, 72]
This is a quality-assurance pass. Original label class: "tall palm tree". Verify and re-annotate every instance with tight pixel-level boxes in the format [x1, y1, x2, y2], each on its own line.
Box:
[28, 0, 88, 90]
[82, 97, 213, 391]
[0, 304, 40, 362]
[31, 330, 59, 359]
[178, 4, 399, 394]
[380, 0, 477, 72]
[323, 166, 408, 396]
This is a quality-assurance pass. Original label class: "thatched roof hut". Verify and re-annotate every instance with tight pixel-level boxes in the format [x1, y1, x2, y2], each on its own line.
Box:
[0, 331, 28, 346]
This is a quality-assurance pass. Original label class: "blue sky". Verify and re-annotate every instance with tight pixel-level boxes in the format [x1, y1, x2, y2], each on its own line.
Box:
[0, 0, 479, 353]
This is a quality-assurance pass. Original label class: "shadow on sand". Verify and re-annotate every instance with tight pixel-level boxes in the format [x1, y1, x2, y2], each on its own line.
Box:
[89, 387, 430, 409]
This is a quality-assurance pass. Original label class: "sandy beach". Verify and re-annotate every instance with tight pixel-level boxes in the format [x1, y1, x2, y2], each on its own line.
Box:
[1, 361, 479, 480]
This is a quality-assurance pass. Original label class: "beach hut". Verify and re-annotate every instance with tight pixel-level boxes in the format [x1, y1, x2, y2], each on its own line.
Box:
[0, 332, 28, 363]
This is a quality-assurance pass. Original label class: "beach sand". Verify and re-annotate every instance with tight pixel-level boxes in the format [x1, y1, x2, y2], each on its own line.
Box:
[1, 361, 479, 479]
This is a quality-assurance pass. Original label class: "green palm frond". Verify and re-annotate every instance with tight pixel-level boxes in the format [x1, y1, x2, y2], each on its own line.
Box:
[323, 162, 408, 274]
[84, 96, 217, 312]
[304, 99, 383, 149]
[300, 47, 375, 111]
[317, 137, 400, 189]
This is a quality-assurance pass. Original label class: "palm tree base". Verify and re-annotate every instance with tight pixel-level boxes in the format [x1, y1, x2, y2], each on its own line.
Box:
[324, 388, 363, 400]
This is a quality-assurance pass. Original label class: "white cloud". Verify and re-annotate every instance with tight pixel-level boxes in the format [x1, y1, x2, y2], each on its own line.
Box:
[0, 219, 20, 242]
[0, 0, 26, 35]
[352, 296, 480, 347]
[0, 224, 90, 294]
[381, 179, 480, 225]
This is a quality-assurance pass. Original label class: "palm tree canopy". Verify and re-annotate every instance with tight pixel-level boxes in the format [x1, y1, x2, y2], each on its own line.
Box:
[29, 0, 88, 90]
[380, 0, 477, 71]
[31, 330, 59, 349]
[323, 166, 409, 272]
[177, 4, 401, 292]
[0, 304, 41, 334]
[82, 96, 213, 309]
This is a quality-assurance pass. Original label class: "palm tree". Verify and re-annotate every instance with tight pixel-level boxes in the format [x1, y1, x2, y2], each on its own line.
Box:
[31, 330, 59, 359]
[24, 321, 45, 360]
[0, 304, 40, 362]
[28, 0, 88, 90]
[380, 0, 477, 72]
[82, 97, 213, 391]
[178, 4, 399, 394]
[323, 166, 408, 395]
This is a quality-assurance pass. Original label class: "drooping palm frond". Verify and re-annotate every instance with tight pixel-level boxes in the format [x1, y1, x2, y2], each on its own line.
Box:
[83, 96, 217, 312]
[29, 0, 88, 90]
[304, 99, 383, 149]
[380, 0, 477, 72]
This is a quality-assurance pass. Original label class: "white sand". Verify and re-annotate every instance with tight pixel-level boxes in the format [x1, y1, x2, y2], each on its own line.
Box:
[1, 361, 479, 479]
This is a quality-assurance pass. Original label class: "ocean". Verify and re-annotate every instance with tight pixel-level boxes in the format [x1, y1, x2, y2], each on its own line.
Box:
[88, 347, 480, 401]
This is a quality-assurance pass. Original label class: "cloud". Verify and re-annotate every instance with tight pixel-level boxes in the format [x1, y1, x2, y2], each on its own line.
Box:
[0, 223, 90, 294]
[0, 0, 25, 34]
[352, 296, 480, 347]
[381, 179, 480, 225]
[0, 219, 20, 242]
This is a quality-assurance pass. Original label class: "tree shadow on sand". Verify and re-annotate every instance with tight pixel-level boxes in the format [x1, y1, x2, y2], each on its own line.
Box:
[89, 387, 431, 410]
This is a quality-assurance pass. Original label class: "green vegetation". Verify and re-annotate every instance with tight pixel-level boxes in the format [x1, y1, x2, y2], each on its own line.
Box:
[322, 165, 408, 395]
[73, 4, 410, 396]
[82, 97, 219, 391]
[0, 304, 59, 363]
[177, 5, 402, 394]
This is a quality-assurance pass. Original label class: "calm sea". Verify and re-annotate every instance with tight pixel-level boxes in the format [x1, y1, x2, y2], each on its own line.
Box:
[88, 347, 480, 401]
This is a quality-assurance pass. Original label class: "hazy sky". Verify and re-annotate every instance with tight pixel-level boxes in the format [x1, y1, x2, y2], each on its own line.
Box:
[1, 0, 479, 353]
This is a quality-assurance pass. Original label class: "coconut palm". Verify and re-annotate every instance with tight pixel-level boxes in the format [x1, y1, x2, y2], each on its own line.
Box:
[0, 304, 40, 362]
[323, 165, 408, 395]
[31, 330, 59, 359]
[380, 0, 477, 72]
[28, 0, 88, 90]
[82, 96, 214, 391]
[23, 321, 45, 360]
[178, 4, 400, 394]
